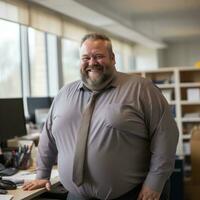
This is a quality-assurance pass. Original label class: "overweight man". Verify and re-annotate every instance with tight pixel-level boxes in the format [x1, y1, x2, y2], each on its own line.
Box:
[23, 33, 179, 200]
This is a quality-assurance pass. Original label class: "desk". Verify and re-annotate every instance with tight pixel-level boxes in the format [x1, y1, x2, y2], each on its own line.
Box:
[8, 176, 60, 200]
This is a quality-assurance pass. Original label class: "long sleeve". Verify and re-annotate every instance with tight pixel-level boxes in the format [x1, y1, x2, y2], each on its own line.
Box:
[36, 105, 58, 180]
[141, 79, 179, 192]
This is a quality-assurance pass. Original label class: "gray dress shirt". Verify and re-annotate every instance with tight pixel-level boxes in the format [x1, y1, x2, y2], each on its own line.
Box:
[36, 72, 179, 199]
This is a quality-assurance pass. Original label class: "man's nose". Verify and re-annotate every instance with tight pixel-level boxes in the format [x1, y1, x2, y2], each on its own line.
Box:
[89, 57, 98, 66]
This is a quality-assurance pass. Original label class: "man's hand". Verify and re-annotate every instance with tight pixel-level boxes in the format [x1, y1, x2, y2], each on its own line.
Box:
[137, 185, 160, 200]
[22, 179, 51, 191]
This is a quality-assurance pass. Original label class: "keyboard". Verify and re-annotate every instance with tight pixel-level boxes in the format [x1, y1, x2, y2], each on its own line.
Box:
[0, 167, 18, 176]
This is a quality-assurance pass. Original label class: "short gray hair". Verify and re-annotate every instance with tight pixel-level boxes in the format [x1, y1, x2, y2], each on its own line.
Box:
[80, 33, 114, 55]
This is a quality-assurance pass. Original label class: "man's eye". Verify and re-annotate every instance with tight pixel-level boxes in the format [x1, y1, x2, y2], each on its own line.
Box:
[82, 57, 89, 61]
[96, 55, 104, 59]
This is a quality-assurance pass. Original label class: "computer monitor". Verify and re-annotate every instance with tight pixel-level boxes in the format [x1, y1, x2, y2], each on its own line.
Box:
[0, 98, 27, 143]
[27, 97, 53, 124]
[35, 108, 50, 126]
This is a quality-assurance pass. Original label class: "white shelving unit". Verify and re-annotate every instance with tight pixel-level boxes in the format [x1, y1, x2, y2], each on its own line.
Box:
[130, 67, 200, 158]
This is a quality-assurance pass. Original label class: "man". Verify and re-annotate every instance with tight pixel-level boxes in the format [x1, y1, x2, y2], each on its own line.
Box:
[23, 33, 179, 200]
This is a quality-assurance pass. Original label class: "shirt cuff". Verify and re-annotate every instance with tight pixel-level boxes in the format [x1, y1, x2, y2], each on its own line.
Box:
[143, 173, 169, 193]
[36, 169, 51, 180]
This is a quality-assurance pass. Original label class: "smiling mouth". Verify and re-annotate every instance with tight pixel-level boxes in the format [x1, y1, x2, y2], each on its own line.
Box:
[86, 67, 102, 73]
[87, 69, 101, 72]
[85, 68, 103, 81]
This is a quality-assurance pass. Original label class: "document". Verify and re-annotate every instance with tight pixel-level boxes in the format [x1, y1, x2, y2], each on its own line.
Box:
[3, 168, 59, 185]
[0, 194, 13, 200]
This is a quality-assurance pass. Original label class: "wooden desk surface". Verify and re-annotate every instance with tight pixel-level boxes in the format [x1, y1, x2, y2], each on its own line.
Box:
[8, 176, 60, 200]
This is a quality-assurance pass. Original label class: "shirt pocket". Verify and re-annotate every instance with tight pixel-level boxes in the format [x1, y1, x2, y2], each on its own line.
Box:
[103, 103, 146, 135]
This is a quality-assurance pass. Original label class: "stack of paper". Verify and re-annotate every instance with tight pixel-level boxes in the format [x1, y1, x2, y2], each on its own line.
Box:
[0, 194, 13, 200]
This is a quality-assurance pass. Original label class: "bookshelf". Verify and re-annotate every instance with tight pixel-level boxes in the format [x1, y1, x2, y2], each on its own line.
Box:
[130, 67, 200, 162]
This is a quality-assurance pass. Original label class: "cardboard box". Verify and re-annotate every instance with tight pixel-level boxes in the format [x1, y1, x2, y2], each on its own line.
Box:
[191, 127, 200, 184]
[185, 178, 200, 200]
[184, 127, 200, 200]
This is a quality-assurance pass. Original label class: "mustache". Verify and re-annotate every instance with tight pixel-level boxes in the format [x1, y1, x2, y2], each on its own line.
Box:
[85, 64, 103, 71]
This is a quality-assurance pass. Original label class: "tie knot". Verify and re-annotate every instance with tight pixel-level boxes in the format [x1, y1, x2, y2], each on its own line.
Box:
[90, 91, 101, 103]
[92, 91, 100, 96]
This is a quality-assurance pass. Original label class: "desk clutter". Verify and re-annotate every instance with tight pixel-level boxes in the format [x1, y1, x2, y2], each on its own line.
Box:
[0, 177, 16, 190]
[12, 144, 32, 170]
[0, 194, 13, 200]
[0, 141, 34, 176]
[0, 141, 34, 198]
[0, 165, 18, 177]
[0, 136, 59, 200]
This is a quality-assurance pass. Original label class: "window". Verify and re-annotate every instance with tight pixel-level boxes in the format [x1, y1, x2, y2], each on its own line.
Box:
[111, 38, 124, 71]
[28, 28, 48, 97]
[114, 50, 123, 71]
[46, 33, 59, 96]
[128, 55, 136, 71]
[0, 19, 21, 98]
[62, 38, 80, 84]
[122, 44, 135, 72]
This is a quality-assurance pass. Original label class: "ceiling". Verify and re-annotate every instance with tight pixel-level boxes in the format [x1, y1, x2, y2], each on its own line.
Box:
[29, 0, 200, 48]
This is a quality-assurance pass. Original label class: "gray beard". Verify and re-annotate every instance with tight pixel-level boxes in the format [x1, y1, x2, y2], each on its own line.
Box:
[81, 69, 116, 91]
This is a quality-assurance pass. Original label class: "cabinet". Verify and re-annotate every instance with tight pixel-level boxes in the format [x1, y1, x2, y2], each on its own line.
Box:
[129, 67, 200, 166]
[179, 68, 200, 175]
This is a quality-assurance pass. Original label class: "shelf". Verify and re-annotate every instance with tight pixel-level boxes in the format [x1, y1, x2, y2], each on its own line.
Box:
[181, 101, 200, 105]
[182, 118, 200, 122]
[130, 67, 200, 157]
[129, 72, 143, 77]
[180, 70, 200, 83]
[179, 67, 200, 72]
[183, 135, 191, 139]
[145, 70, 174, 85]
[156, 83, 175, 88]
[169, 101, 176, 105]
[180, 82, 200, 87]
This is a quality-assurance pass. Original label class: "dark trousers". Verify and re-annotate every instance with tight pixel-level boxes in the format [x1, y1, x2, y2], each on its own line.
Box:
[67, 180, 170, 200]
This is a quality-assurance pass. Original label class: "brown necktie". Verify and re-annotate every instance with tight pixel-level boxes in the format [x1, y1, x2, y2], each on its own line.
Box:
[73, 92, 100, 186]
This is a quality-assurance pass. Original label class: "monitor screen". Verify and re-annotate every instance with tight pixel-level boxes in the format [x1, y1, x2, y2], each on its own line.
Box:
[0, 98, 27, 142]
[27, 97, 53, 124]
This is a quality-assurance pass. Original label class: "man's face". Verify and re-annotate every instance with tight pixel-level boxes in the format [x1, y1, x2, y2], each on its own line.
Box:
[80, 39, 116, 87]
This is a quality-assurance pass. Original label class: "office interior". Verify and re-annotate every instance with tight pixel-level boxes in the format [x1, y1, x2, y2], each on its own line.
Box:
[0, 0, 200, 199]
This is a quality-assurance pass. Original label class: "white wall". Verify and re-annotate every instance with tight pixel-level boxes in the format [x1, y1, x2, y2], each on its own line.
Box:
[132, 44, 159, 71]
[159, 39, 200, 67]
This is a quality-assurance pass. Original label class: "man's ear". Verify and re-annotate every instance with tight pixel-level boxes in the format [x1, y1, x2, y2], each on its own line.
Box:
[111, 52, 116, 65]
